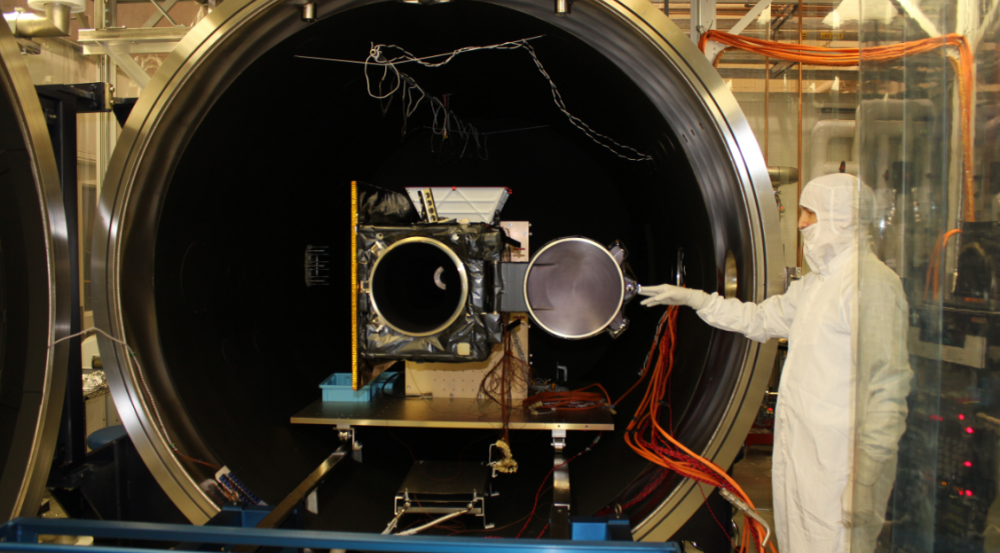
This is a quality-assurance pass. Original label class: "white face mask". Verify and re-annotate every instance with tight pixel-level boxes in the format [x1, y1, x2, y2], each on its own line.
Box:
[801, 218, 854, 274]
[801, 224, 834, 273]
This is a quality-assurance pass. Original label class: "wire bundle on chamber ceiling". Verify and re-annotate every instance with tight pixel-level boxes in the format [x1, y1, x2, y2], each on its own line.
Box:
[297, 36, 653, 162]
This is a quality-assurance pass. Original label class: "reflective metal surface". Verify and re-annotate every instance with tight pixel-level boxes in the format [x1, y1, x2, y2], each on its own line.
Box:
[551, 430, 571, 539]
[525, 237, 624, 340]
[252, 443, 350, 530]
[290, 397, 614, 431]
[724, 250, 738, 299]
[0, 22, 71, 519]
[92, 0, 782, 536]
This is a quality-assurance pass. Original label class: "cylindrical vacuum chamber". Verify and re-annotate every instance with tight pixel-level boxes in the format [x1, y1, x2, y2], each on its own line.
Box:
[92, 0, 782, 540]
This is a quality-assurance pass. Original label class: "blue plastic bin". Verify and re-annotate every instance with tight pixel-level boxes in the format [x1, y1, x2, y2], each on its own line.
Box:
[319, 372, 392, 402]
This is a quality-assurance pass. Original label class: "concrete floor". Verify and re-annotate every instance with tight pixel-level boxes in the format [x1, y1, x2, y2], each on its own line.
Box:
[731, 444, 777, 552]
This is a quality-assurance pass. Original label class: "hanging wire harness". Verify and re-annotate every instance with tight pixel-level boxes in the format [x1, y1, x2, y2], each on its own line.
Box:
[297, 36, 653, 162]
[480, 314, 529, 474]
[479, 230, 533, 474]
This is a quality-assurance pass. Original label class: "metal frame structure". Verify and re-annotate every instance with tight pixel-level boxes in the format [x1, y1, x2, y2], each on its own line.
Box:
[82, 0, 198, 187]
[36, 82, 113, 478]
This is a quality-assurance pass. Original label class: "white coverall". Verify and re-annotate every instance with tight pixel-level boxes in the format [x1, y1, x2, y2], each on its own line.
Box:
[641, 174, 912, 553]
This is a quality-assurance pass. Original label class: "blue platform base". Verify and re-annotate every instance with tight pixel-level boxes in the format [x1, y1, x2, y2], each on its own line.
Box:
[0, 517, 682, 553]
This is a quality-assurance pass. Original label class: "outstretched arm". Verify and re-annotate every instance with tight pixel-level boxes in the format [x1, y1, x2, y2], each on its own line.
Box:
[640, 279, 805, 343]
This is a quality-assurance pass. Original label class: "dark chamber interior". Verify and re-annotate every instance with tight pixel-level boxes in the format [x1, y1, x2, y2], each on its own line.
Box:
[0, 82, 47, 479]
[149, 0, 750, 535]
[0, 83, 26, 477]
[371, 240, 466, 335]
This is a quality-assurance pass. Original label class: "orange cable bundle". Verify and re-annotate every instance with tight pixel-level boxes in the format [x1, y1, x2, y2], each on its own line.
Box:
[699, 30, 975, 224]
[523, 383, 613, 413]
[624, 306, 775, 552]
[520, 306, 772, 549]
[923, 228, 962, 301]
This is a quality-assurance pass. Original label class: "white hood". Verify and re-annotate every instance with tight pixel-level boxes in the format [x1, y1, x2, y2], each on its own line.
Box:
[799, 173, 875, 275]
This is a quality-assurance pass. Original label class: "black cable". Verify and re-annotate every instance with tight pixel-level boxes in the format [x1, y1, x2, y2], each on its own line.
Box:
[382, 371, 406, 398]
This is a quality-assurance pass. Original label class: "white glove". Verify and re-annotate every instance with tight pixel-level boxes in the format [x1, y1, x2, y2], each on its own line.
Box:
[639, 284, 711, 310]
[841, 480, 876, 529]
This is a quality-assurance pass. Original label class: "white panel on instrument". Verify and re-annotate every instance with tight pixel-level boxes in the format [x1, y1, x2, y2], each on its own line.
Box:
[405, 187, 510, 224]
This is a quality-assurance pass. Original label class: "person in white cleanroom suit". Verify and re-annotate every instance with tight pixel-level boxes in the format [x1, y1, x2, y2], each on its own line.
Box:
[640, 173, 912, 553]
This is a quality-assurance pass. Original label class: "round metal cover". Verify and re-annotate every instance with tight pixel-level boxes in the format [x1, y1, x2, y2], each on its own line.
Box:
[524, 237, 624, 339]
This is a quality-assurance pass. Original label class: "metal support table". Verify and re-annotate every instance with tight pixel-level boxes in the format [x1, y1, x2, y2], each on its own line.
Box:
[291, 392, 613, 538]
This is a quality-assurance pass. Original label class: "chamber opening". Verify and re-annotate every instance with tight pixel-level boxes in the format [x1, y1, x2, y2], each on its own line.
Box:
[151, 0, 726, 529]
[103, 0, 767, 535]
[525, 238, 623, 339]
[370, 239, 467, 335]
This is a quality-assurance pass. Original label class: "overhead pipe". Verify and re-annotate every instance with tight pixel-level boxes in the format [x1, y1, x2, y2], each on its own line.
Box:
[854, 99, 935, 189]
[4, 0, 84, 38]
[808, 119, 856, 182]
[852, 100, 937, 280]
[767, 165, 799, 186]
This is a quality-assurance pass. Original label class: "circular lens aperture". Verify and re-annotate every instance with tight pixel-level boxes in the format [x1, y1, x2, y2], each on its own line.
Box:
[370, 238, 467, 336]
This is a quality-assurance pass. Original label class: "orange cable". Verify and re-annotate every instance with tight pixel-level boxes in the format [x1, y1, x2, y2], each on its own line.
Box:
[523, 382, 613, 412]
[621, 306, 775, 552]
[932, 229, 963, 300]
[700, 31, 975, 224]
